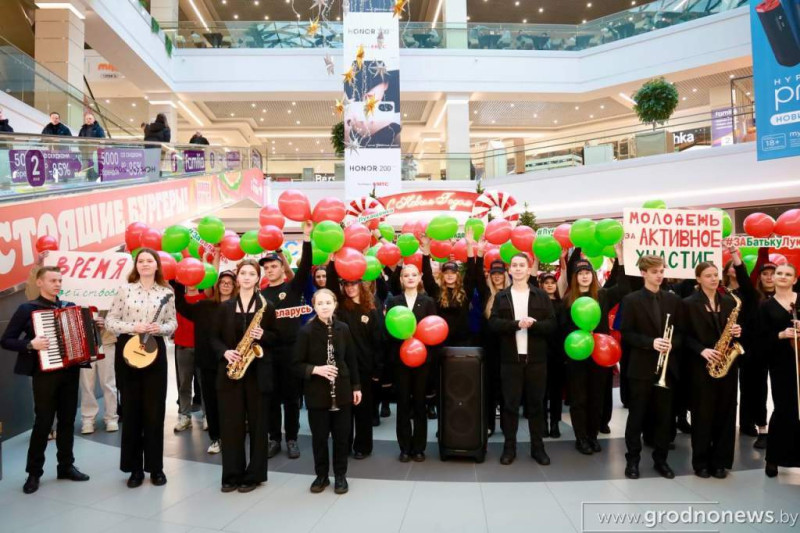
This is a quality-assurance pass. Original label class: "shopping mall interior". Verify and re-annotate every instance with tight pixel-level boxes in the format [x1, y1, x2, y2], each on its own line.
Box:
[0, 0, 799, 532]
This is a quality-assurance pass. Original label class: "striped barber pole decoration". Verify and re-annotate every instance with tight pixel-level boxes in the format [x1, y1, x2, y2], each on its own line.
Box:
[470, 190, 520, 222]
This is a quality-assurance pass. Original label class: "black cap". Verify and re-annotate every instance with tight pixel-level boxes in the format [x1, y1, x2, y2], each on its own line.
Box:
[760, 262, 777, 272]
[258, 252, 283, 266]
[574, 260, 594, 274]
[441, 261, 459, 273]
[489, 260, 507, 274]
[539, 272, 557, 283]
[218, 270, 236, 282]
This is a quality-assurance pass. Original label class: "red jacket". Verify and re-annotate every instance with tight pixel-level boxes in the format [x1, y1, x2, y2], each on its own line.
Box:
[174, 292, 205, 347]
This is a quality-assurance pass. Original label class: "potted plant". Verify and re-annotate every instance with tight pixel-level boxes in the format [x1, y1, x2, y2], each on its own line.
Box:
[330, 121, 345, 157]
[632, 77, 679, 157]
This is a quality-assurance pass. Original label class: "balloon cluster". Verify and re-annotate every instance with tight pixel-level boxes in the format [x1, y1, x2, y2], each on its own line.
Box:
[565, 296, 621, 367]
[385, 306, 449, 368]
[739, 209, 800, 273]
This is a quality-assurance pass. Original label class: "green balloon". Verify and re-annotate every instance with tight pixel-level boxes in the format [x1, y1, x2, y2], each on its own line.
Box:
[499, 240, 521, 264]
[363, 255, 383, 281]
[239, 230, 263, 255]
[385, 306, 417, 340]
[533, 235, 562, 263]
[595, 219, 623, 246]
[564, 330, 595, 360]
[197, 216, 225, 244]
[581, 238, 605, 258]
[740, 246, 758, 258]
[709, 208, 733, 238]
[434, 255, 449, 263]
[426, 214, 459, 241]
[312, 221, 345, 253]
[196, 262, 218, 290]
[311, 245, 329, 266]
[130, 247, 141, 259]
[601, 245, 616, 258]
[642, 199, 667, 209]
[743, 254, 757, 275]
[570, 219, 597, 248]
[397, 233, 419, 257]
[366, 244, 381, 257]
[188, 239, 203, 259]
[587, 255, 604, 270]
[571, 296, 601, 331]
[465, 218, 485, 240]
[378, 223, 395, 242]
[161, 225, 191, 253]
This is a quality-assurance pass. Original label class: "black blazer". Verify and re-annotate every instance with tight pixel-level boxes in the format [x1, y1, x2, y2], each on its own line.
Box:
[174, 283, 221, 371]
[293, 318, 361, 409]
[210, 297, 278, 393]
[385, 292, 437, 365]
[682, 290, 738, 371]
[489, 285, 556, 364]
[620, 288, 683, 383]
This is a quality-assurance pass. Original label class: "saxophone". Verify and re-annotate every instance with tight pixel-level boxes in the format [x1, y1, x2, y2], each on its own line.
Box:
[707, 290, 744, 378]
[227, 294, 267, 380]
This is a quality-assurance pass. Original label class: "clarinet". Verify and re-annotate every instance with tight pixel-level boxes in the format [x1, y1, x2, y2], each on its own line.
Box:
[326, 320, 339, 412]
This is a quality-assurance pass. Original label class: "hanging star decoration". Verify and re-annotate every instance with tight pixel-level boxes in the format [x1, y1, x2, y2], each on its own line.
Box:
[310, 0, 327, 13]
[368, 60, 388, 81]
[355, 44, 365, 70]
[324, 54, 334, 75]
[392, 0, 408, 18]
[377, 30, 385, 49]
[342, 66, 355, 85]
[307, 18, 320, 36]
[345, 131, 361, 156]
[363, 94, 378, 118]
[334, 95, 351, 115]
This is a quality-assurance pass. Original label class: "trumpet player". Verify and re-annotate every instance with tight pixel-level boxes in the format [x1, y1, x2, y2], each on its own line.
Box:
[620, 255, 683, 480]
[211, 259, 277, 493]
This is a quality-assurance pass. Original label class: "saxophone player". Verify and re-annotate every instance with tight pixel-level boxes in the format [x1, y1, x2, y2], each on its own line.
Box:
[683, 261, 742, 480]
[620, 255, 683, 480]
[211, 259, 277, 493]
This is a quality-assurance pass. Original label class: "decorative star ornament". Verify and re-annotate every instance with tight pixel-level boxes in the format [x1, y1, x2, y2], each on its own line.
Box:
[342, 66, 355, 85]
[363, 94, 378, 118]
[311, 0, 327, 13]
[307, 18, 320, 36]
[335, 95, 351, 115]
[324, 54, 334, 75]
[368, 60, 388, 81]
[355, 44, 365, 70]
[345, 132, 361, 156]
[392, 0, 408, 18]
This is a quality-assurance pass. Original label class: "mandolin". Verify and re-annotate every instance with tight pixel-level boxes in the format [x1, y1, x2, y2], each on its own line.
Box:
[123, 293, 173, 369]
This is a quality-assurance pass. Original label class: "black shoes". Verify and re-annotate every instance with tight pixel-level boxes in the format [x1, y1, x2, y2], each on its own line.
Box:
[151, 471, 167, 486]
[334, 476, 349, 494]
[56, 466, 90, 482]
[599, 425, 611, 435]
[531, 448, 551, 466]
[287, 440, 300, 459]
[399, 452, 411, 463]
[576, 439, 594, 455]
[765, 463, 778, 478]
[412, 452, 425, 462]
[426, 405, 438, 420]
[625, 461, 640, 479]
[754, 434, 768, 450]
[500, 449, 516, 465]
[238, 481, 258, 493]
[589, 439, 602, 453]
[353, 451, 367, 460]
[221, 482, 238, 493]
[549, 422, 561, 439]
[739, 425, 758, 437]
[372, 415, 380, 427]
[23, 475, 40, 494]
[655, 463, 675, 479]
[127, 470, 145, 488]
[677, 418, 692, 434]
[694, 468, 710, 479]
[267, 440, 281, 459]
[380, 404, 391, 418]
[310, 476, 330, 493]
[712, 468, 727, 479]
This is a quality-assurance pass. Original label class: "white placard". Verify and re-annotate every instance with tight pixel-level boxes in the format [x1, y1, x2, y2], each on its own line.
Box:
[44, 251, 133, 310]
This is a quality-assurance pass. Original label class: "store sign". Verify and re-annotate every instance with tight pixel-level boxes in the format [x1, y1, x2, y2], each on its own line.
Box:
[711, 108, 734, 146]
[183, 150, 206, 173]
[379, 191, 479, 213]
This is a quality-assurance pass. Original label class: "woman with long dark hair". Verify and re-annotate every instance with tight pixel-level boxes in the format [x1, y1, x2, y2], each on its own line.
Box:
[540, 272, 566, 438]
[106, 249, 177, 488]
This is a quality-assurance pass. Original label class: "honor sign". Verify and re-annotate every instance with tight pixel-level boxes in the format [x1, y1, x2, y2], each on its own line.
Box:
[623, 208, 723, 279]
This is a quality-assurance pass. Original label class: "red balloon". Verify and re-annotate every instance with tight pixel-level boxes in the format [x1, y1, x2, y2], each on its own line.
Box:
[405, 251, 423, 271]
[721, 249, 732, 267]
[511, 225, 536, 253]
[205, 252, 215, 264]
[224, 229, 237, 238]
[591, 333, 622, 367]
[220, 235, 245, 260]
[775, 209, 800, 237]
[376, 243, 402, 266]
[258, 225, 284, 251]
[260, 277, 270, 290]
[401, 221, 416, 235]
[278, 190, 311, 222]
[413, 220, 428, 241]
[452, 238, 468, 263]
[414, 316, 449, 346]
[312, 197, 347, 224]
[770, 253, 788, 266]
[35, 235, 58, 253]
[140, 228, 163, 251]
[484, 219, 512, 245]
[360, 208, 381, 230]
[371, 235, 379, 247]
[344, 223, 371, 251]
[181, 248, 191, 258]
[157, 251, 177, 281]
[334, 247, 367, 281]
[553, 223, 573, 249]
[743, 213, 776, 238]
[430, 239, 453, 259]
[259, 205, 285, 229]
[125, 222, 149, 251]
[484, 248, 503, 269]
[609, 329, 622, 345]
[176, 258, 205, 286]
[399, 338, 427, 367]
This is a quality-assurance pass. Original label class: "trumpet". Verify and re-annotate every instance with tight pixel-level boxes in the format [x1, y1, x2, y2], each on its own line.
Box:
[654, 314, 673, 389]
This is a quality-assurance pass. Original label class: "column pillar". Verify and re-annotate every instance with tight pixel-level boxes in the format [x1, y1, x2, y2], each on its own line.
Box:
[148, 100, 179, 143]
[444, 93, 471, 180]
[443, 0, 468, 48]
[512, 138, 526, 174]
[150, 0, 179, 24]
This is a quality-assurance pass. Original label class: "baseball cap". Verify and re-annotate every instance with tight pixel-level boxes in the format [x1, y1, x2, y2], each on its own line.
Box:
[574, 260, 594, 274]
[218, 270, 236, 282]
[760, 262, 777, 272]
[258, 252, 283, 266]
[489, 260, 507, 274]
[539, 272, 557, 283]
[441, 261, 459, 273]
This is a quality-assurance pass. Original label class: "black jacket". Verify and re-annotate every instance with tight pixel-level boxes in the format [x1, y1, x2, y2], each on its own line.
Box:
[682, 290, 738, 372]
[189, 134, 209, 145]
[620, 287, 683, 383]
[0, 118, 13, 132]
[41, 122, 72, 136]
[422, 254, 479, 346]
[559, 261, 631, 338]
[174, 283, 221, 370]
[78, 122, 106, 138]
[210, 296, 278, 393]
[293, 318, 361, 409]
[489, 285, 556, 364]
[144, 121, 171, 142]
[261, 240, 313, 352]
[385, 292, 437, 365]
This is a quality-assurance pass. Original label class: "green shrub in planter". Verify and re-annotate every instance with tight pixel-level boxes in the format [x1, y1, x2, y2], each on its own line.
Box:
[632, 77, 679, 130]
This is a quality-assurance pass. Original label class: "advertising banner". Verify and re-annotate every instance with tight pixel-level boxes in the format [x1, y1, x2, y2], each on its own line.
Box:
[44, 251, 134, 310]
[711, 108, 734, 147]
[98, 147, 151, 181]
[623, 208, 723, 279]
[183, 150, 206, 174]
[9, 149, 83, 184]
[379, 191, 478, 214]
[750, 0, 800, 160]
[343, 0, 402, 199]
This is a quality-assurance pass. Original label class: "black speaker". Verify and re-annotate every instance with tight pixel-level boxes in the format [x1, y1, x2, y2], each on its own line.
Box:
[438, 347, 486, 463]
[758, 0, 800, 67]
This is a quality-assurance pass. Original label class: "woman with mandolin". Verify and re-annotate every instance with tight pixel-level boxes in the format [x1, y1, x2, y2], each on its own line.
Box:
[106, 248, 177, 488]
[211, 259, 277, 493]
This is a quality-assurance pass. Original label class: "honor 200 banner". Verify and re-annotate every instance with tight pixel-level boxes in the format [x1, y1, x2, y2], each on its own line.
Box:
[751, 0, 800, 160]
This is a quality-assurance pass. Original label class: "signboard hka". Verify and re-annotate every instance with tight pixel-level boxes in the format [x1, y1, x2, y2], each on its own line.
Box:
[623, 208, 723, 279]
[44, 251, 133, 310]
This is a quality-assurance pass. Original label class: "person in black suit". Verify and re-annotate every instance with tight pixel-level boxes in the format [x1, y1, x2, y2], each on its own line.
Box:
[683, 261, 742, 479]
[490, 253, 556, 466]
[211, 259, 277, 493]
[620, 255, 683, 480]
[293, 289, 361, 494]
[386, 264, 437, 462]
[1, 267, 93, 494]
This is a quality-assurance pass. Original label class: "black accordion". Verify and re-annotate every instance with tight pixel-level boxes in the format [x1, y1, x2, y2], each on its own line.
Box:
[32, 306, 104, 372]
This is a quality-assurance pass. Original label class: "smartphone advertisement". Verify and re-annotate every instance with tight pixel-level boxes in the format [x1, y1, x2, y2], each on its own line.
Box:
[751, 0, 800, 160]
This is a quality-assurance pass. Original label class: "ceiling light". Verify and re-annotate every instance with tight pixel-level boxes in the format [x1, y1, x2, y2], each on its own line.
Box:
[510, 103, 515, 107]
[251, 103, 256, 108]
[589, 114, 594, 118]
[230, 113, 235, 117]
[729, 74, 735, 79]
[553, 120, 558, 124]
[403, 113, 408, 117]
[539, 7, 544, 12]
[337, 16, 341, 20]
[682, 96, 687, 101]
[533, 113, 538, 118]
[105, 99, 110, 103]
[692, 88, 697, 92]
[34, 2, 85, 19]
[619, 92, 637, 105]
[287, 109, 292, 114]
[746, 91, 751, 96]
[271, 140, 275, 144]
[296, 120, 300, 124]
[187, 0, 209, 31]
[260, 117, 264, 121]
[466, 15, 470, 20]
[295, 148, 299, 152]
[514, 1, 519, 5]
[265, 15, 270, 20]
[221, 0, 226, 3]
[473, 110, 478, 114]
[234, 14, 239, 19]
[254, 0, 259, 4]
[522, 18, 527, 23]
[316, 140, 320, 144]
[288, 141, 293, 145]
[574, 106, 579, 110]
[491, 119, 496, 124]
[292, 102, 296, 106]
[582, 19, 587, 23]
[600, 105, 605, 109]
[129, 118, 133, 122]
[321, 149, 324, 153]
[262, 109, 266, 113]
[587, 2, 592, 6]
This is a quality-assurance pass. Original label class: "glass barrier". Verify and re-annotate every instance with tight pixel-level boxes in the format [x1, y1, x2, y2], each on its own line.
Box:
[0, 134, 255, 201]
[163, 0, 745, 51]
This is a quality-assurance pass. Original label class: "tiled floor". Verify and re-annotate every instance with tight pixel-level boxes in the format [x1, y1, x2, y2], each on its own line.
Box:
[1, 351, 798, 533]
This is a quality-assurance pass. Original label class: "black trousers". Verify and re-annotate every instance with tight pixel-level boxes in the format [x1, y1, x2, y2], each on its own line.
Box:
[544, 357, 564, 424]
[116, 335, 167, 474]
[351, 370, 374, 454]
[691, 365, 738, 471]
[218, 363, 269, 485]
[619, 344, 631, 406]
[602, 372, 613, 427]
[739, 354, 769, 429]
[395, 362, 429, 454]
[309, 405, 352, 477]
[201, 367, 221, 441]
[625, 378, 672, 464]
[501, 359, 547, 450]
[27, 366, 80, 477]
[484, 346, 503, 433]
[568, 359, 611, 441]
[269, 349, 301, 442]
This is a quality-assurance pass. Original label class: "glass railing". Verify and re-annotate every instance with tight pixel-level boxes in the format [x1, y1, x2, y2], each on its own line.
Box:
[0, 133, 257, 201]
[264, 107, 756, 182]
[163, 0, 746, 51]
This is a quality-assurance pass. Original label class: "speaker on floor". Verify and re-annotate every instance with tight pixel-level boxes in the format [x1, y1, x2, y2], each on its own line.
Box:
[438, 346, 486, 463]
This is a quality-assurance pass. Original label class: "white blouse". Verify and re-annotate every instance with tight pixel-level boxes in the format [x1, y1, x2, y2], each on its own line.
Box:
[106, 282, 177, 337]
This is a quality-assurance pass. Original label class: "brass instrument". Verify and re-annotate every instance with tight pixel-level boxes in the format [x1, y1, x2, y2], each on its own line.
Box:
[654, 314, 673, 389]
[226, 294, 267, 380]
[326, 320, 339, 412]
[707, 290, 744, 379]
